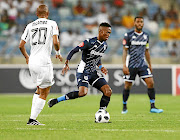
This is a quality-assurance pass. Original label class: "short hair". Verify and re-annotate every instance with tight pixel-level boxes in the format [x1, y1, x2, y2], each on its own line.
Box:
[134, 16, 144, 21]
[99, 22, 111, 27]
[37, 4, 49, 15]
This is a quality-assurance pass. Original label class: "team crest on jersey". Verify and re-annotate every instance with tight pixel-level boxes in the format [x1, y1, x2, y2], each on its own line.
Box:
[143, 34, 147, 39]
[132, 36, 136, 39]
[78, 42, 84, 47]
[84, 76, 88, 80]
[122, 39, 126, 45]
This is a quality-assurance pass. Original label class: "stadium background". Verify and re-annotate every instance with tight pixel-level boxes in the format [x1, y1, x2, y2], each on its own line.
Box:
[0, 1, 180, 140]
[0, 0, 180, 95]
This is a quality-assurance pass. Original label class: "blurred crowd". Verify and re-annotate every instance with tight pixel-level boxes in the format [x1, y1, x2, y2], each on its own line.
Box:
[0, 0, 180, 58]
[0, 0, 46, 36]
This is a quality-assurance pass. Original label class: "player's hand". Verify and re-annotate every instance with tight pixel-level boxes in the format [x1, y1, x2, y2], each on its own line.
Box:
[149, 65, 152, 73]
[101, 67, 108, 75]
[61, 64, 70, 75]
[25, 56, 29, 64]
[123, 66, 130, 75]
[56, 54, 63, 62]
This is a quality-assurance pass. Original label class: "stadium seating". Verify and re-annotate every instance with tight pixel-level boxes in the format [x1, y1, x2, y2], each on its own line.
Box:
[0, 0, 179, 62]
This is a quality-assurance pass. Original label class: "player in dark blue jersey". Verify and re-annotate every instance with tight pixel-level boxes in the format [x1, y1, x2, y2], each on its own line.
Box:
[121, 17, 163, 114]
[48, 23, 112, 120]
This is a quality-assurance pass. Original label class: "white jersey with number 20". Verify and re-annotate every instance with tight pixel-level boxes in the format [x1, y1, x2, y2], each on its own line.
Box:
[21, 18, 59, 66]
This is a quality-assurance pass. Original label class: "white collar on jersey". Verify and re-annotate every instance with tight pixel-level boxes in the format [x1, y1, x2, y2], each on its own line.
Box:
[134, 31, 143, 36]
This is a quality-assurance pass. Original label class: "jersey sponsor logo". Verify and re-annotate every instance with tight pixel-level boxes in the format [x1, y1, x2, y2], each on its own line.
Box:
[122, 39, 126, 45]
[90, 50, 104, 56]
[131, 41, 147, 45]
[78, 42, 84, 47]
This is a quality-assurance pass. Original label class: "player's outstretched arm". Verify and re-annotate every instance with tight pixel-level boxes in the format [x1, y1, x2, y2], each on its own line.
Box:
[122, 46, 129, 75]
[61, 45, 81, 75]
[53, 35, 63, 62]
[19, 40, 29, 64]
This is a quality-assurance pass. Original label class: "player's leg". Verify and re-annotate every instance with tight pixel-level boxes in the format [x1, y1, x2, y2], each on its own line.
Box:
[99, 84, 112, 110]
[144, 77, 155, 108]
[28, 65, 40, 119]
[27, 86, 51, 125]
[30, 87, 40, 119]
[122, 67, 137, 114]
[27, 64, 54, 125]
[48, 72, 89, 107]
[140, 66, 163, 113]
[89, 71, 112, 111]
[122, 81, 132, 114]
[48, 86, 88, 107]
[144, 77, 163, 113]
[90, 73, 112, 123]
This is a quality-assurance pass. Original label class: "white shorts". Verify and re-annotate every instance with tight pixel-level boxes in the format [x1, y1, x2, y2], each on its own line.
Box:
[28, 63, 55, 89]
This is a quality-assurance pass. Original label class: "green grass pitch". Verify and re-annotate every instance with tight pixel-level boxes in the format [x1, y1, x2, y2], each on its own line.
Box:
[0, 94, 180, 140]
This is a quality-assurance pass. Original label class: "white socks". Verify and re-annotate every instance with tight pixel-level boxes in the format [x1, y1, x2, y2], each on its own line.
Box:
[30, 95, 46, 120]
[31, 93, 39, 112]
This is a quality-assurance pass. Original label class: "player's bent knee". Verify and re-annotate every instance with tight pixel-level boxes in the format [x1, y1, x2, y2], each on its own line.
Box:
[104, 88, 112, 97]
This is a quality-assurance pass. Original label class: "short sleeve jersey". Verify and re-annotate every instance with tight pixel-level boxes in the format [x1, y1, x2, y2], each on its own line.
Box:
[123, 30, 149, 68]
[72, 37, 108, 73]
[21, 18, 59, 65]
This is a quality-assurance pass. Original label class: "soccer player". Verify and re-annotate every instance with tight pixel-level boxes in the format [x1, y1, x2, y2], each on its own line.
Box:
[48, 23, 112, 121]
[19, 5, 63, 125]
[121, 16, 163, 114]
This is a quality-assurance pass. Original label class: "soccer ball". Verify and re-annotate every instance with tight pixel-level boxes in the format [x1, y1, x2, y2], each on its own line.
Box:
[95, 110, 110, 123]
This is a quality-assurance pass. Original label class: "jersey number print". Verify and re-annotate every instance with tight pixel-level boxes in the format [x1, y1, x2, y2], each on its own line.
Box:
[31, 27, 47, 45]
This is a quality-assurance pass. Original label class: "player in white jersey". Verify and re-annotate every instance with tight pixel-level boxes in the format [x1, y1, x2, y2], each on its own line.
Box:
[19, 5, 63, 125]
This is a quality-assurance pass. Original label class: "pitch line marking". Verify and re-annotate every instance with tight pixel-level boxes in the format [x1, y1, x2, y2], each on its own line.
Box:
[14, 128, 179, 133]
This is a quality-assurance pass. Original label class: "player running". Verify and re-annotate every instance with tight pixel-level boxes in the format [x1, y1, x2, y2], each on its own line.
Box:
[48, 23, 112, 121]
[121, 16, 163, 114]
[19, 5, 63, 125]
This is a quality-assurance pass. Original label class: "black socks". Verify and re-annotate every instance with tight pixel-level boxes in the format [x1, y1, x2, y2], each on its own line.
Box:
[100, 95, 110, 109]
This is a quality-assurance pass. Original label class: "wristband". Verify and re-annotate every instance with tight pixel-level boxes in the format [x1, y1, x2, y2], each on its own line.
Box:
[99, 65, 103, 70]
[55, 50, 61, 55]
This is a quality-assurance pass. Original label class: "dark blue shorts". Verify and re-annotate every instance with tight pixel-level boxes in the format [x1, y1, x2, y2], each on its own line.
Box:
[123, 65, 153, 82]
[76, 71, 108, 90]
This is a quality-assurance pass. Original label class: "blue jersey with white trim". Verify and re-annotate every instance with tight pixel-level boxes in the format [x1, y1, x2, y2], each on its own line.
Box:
[123, 30, 149, 68]
[67, 37, 108, 73]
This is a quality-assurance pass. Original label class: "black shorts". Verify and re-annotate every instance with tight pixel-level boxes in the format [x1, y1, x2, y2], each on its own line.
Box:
[123, 65, 153, 82]
[76, 71, 108, 90]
